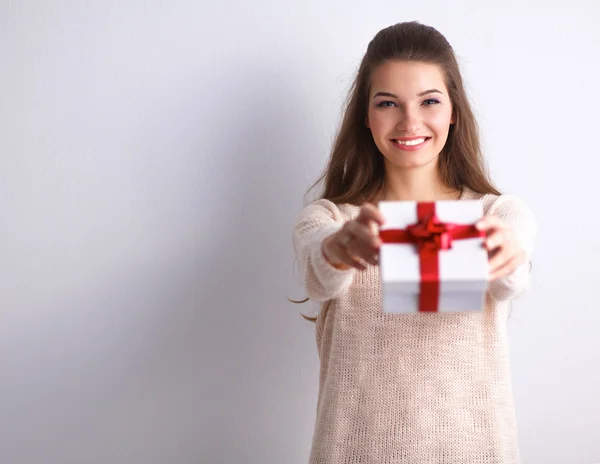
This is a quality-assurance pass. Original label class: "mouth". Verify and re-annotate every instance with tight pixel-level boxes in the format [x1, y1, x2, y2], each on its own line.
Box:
[390, 137, 431, 150]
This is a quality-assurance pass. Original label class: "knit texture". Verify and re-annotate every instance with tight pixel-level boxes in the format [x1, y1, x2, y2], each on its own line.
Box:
[292, 188, 537, 464]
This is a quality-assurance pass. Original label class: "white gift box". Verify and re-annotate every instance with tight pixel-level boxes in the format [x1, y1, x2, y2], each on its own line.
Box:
[378, 200, 489, 313]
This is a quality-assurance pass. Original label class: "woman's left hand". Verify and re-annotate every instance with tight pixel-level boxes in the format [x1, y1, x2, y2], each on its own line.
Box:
[476, 215, 527, 281]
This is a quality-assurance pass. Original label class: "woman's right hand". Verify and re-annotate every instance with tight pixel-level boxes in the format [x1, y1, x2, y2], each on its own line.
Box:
[321, 202, 386, 270]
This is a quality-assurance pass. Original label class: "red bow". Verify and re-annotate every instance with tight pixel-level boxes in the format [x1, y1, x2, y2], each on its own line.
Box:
[380, 203, 484, 312]
[405, 212, 454, 252]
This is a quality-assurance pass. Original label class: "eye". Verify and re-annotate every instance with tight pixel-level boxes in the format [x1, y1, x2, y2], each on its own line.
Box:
[422, 98, 441, 106]
[376, 100, 396, 108]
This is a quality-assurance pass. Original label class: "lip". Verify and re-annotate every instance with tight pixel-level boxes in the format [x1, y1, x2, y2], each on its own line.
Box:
[394, 136, 431, 141]
[390, 137, 431, 151]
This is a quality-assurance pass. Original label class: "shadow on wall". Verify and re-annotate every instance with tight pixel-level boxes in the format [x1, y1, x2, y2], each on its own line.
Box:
[0, 61, 321, 464]
[193, 60, 322, 459]
[83, 61, 322, 462]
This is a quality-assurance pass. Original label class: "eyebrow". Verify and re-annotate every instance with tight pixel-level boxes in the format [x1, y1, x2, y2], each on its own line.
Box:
[372, 89, 444, 99]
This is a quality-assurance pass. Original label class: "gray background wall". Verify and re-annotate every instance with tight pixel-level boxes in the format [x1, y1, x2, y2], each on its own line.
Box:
[1, 1, 598, 463]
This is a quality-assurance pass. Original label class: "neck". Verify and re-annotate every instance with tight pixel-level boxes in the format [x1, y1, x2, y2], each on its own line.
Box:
[376, 162, 462, 202]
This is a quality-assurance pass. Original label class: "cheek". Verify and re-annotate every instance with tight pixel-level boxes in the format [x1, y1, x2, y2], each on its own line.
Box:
[368, 111, 394, 137]
[429, 108, 453, 135]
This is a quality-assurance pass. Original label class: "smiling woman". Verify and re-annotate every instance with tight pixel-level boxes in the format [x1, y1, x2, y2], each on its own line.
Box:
[367, 61, 455, 172]
[302, 24, 501, 208]
[291, 21, 537, 464]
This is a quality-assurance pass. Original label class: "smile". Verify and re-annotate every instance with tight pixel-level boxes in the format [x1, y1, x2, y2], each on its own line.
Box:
[390, 137, 431, 150]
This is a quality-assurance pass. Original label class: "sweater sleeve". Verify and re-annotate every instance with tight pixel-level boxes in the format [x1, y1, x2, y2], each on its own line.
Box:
[485, 194, 538, 302]
[292, 199, 356, 302]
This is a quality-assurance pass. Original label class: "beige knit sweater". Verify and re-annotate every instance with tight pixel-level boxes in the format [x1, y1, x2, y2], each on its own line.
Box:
[292, 188, 537, 464]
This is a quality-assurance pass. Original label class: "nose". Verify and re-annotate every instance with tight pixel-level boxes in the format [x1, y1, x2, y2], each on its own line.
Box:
[396, 106, 421, 134]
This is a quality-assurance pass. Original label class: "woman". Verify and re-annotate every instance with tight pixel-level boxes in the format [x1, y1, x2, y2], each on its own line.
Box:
[292, 21, 537, 463]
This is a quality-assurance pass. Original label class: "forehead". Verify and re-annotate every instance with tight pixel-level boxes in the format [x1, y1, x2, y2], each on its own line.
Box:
[369, 60, 448, 96]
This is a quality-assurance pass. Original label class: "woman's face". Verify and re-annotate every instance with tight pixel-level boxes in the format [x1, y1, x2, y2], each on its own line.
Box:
[366, 60, 455, 170]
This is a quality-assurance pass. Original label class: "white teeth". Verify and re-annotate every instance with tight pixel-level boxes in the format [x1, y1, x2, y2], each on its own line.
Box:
[395, 137, 427, 146]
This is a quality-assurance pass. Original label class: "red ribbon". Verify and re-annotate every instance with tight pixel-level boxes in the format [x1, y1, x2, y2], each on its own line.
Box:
[379, 202, 485, 312]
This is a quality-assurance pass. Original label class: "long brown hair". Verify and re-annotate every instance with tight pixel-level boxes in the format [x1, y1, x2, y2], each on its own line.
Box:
[295, 21, 500, 322]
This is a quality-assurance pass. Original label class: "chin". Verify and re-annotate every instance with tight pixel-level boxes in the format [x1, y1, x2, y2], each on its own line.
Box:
[382, 152, 439, 170]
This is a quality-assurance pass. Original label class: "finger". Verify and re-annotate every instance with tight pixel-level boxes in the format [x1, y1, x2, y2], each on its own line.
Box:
[344, 221, 382, 249]
[476, 215, 506, 233]
[488, 242, 514, 273]
[489, 252, 525, 280]
[347, 240, 379, 266]
[489, 258, 516, 280]
[484, 228, 509, 251]
[331, 243, 367, 271]
[336, 228, 355, 248]
[357, 203, 385, 226]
